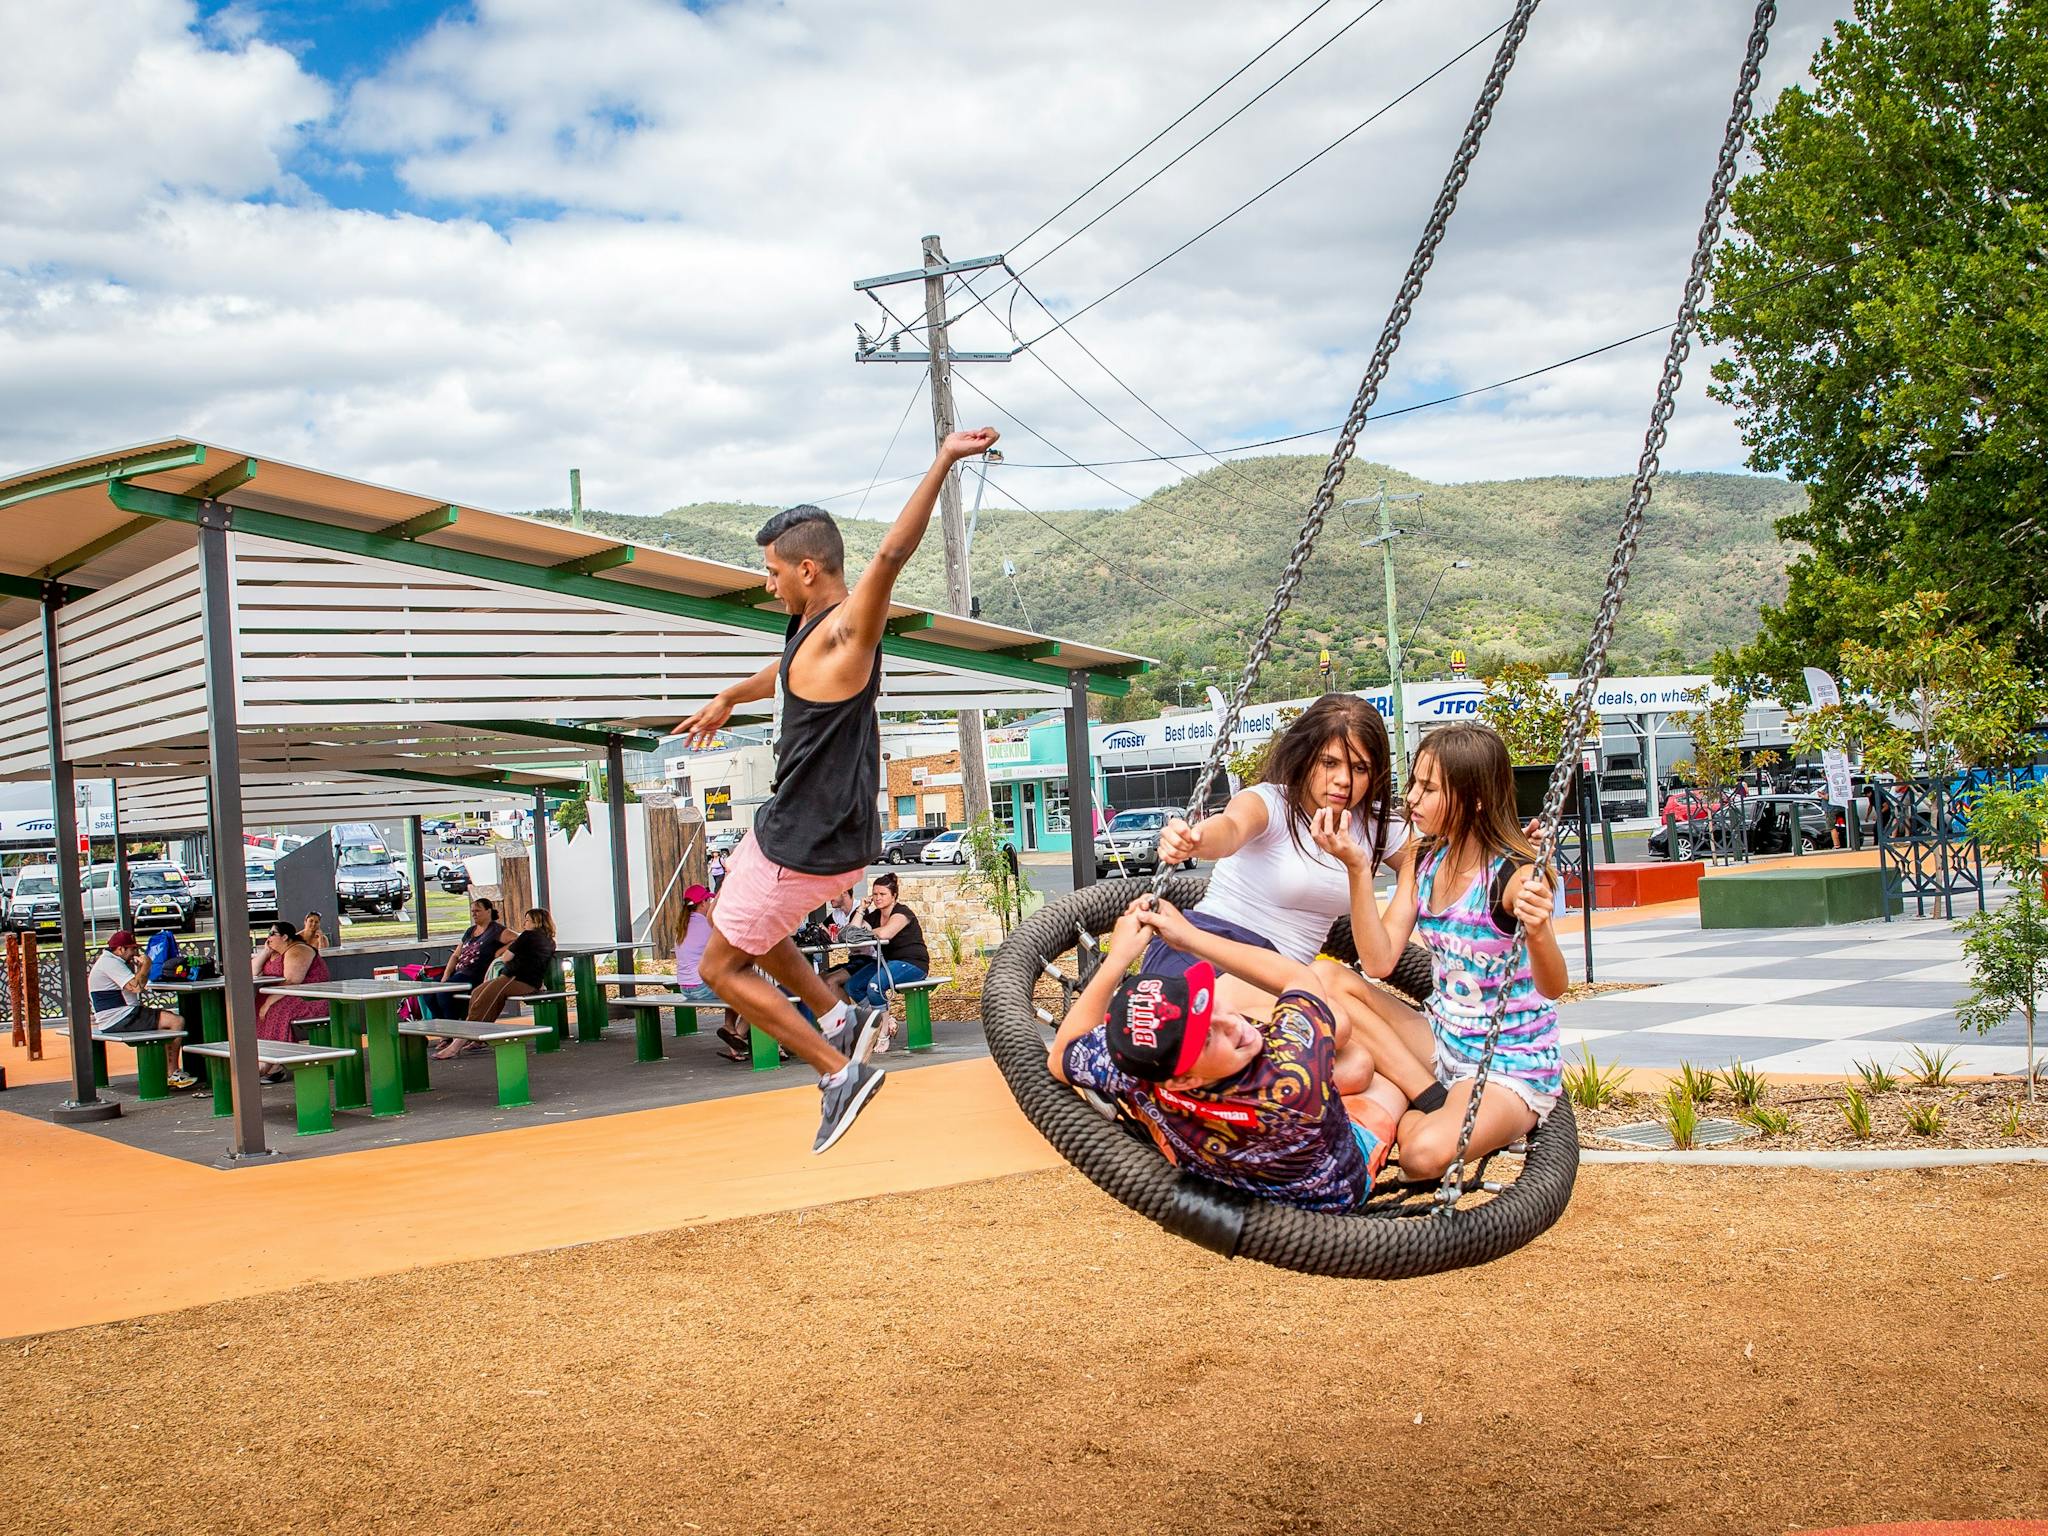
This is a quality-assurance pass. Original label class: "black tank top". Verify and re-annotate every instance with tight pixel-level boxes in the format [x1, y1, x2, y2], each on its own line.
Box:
[752, 604, 883, 875]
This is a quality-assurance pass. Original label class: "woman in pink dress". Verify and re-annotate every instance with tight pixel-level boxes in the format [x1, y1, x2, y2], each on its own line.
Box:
[253, 922, 331, 1080]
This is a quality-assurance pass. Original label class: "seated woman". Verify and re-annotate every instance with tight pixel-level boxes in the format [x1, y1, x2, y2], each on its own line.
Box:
[424, 897, 506, 1027]
[1047, 896, 1403, 1210]
[836, 872, 928, 1050]
[673, 884, 747, 1061]
[252, 922, 331, 1083]
[1152, 692, 1411, 975]
[442, 907, 557, 1056]
[297, 912, 331, 952]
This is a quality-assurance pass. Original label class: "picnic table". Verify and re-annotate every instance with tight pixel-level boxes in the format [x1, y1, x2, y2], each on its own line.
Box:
[555, 941, 655, 1044]
[261, 977, 468, 1118]
[156, 976, 228, 1098]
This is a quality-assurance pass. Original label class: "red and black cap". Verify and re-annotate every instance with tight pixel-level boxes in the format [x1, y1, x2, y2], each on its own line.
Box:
[1106, 961, 1216, 1081]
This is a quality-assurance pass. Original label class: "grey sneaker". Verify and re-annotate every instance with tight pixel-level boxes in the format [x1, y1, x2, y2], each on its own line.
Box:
[822, 1005, 883, 1065]
[813, 1061, 886, 1154]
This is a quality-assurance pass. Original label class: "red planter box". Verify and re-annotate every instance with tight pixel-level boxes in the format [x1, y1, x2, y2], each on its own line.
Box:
[1567, 859, 1705, 910]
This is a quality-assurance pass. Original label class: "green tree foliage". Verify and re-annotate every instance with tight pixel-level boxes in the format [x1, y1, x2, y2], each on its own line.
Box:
[1706, 0, 2048, 688]
[1957, 781, 2048, 1100]
[1479, 663, 1570, 764]
[958, 814, 1032, 933]
[1671, 687, 1778, 802]
[1791, 592, 2047, 776]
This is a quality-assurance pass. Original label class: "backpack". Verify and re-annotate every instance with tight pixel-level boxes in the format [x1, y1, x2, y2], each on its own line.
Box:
[144, 930, 179, 982]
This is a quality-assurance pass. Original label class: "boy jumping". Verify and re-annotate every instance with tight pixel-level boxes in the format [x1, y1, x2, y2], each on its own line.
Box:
[676, 427, 999, 1152]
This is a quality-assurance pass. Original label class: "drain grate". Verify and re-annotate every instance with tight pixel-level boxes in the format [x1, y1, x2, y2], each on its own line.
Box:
[1599, 1116, 1758, 1150]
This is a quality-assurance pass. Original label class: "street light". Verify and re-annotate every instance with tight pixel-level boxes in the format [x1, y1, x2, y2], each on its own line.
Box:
[1342, 482, 1423, 791]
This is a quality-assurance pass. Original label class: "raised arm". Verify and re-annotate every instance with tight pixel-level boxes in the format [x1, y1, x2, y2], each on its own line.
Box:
[1157, 786, 1271, 867]
[1048, 903, 1148, 1084]
[838, 429, 999, 652]
[1136, 897, 1316, 1000]
[673, 661, 777, 748]
[1313, 808, 1418, 977]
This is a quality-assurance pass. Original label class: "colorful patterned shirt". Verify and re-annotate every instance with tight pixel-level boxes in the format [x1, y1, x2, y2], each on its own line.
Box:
[1062, 989, 1370, 1212]
[1416, 847, 1563, 1102]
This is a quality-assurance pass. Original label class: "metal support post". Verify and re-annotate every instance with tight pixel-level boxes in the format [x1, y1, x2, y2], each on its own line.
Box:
[407, 816, 428, 941]
[42, 592, 117, 1122]
[195, 504, 272, 1159]
[532, 786, 552, 910]
[1065, 671, 1096, 891]
[1577, 767, 1597, 985]
[606, 736, 635, 993]
[112, 786, 133, 932]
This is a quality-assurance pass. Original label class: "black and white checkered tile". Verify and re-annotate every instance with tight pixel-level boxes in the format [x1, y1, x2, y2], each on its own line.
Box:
[1558, 912, 2038, 1076]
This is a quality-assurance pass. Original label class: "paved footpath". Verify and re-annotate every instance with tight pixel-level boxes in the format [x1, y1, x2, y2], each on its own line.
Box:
[1559, 912, 2037, 1078]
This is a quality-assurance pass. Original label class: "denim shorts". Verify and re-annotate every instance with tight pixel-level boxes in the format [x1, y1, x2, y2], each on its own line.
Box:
[1139, 910, 1279, 978]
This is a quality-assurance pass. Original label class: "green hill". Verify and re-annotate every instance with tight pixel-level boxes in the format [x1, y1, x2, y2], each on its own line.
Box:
[529, 457, 1799, 714]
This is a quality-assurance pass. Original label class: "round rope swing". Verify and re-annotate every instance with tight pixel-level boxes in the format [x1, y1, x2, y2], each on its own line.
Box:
[981, 0, 1782, 1278]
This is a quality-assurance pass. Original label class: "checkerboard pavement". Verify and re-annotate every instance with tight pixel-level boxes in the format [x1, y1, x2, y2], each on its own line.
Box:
[1556, 910, 2042, 1078]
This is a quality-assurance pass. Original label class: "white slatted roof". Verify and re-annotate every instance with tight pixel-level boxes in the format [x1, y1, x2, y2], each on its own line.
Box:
[113, 772, 549, 835]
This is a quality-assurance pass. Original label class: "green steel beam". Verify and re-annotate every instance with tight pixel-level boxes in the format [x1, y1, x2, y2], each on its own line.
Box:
[885, 613, 935, 635]
[0, 444, 206, 513]
[716, 584, 773, 609]
[998, 640, 1061, 659]
[1095, 661, 1152, 678]
[463, 718, 661, 753]
[376, 766, 525, 792]
[43, 517, 155, 579]
[0, 571, 91, 603]
[384, 504, 459, 540]
[105, 481, 1137, 695]
[552, 544, 634, 577]
[186, 456, 258, 501]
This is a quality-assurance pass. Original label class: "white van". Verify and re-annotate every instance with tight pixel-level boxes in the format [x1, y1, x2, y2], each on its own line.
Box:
[4, 863, 60, 933]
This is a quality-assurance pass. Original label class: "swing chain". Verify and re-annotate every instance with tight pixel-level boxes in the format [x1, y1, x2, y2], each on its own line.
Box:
[1152, 0, 1545, 892]
[1438, 0, 1779, 1208]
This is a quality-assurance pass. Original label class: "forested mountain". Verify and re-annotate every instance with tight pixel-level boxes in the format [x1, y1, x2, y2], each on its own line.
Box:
[530, 457, 1800, 715]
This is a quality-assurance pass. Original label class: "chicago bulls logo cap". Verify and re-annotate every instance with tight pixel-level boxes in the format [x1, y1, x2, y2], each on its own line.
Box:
[1106, 961, 1216, 1081]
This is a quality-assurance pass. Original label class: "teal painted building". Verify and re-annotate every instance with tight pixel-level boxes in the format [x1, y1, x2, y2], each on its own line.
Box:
[984, 712, 1103, 856]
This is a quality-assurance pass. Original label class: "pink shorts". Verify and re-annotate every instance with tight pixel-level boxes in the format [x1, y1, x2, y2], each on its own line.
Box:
[709, 832, 863, 957]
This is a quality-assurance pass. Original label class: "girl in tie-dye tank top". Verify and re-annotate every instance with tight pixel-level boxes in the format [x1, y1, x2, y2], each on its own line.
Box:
[1335, 723, 1567, 1180]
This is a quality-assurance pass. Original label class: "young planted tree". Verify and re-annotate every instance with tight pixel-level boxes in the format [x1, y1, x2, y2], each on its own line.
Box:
[958, 814, 1033, 934]
[1670, 687, 1779, 860]
[1957, 781, 2048, 1100]
[1478, 662, 1570, 765]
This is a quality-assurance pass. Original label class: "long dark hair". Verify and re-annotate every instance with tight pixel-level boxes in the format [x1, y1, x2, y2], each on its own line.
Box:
[1259, 694, 1394, 864]
[1412, 723, 1537, 866]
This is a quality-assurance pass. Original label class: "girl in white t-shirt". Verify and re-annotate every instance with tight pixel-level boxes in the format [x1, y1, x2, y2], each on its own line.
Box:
[1150, 693, 1410, 977]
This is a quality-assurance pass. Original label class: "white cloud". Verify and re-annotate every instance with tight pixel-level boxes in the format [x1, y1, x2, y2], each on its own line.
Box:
[0, 0, 1850, 523]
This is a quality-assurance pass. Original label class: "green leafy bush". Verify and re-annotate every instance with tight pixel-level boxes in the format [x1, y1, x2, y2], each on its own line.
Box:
[1853, 1058, 1896, 1095]
[1904, 1045, 1959, 1089]
[1841, 1084, 1873, 1139]
[1905, 1101, 1943, 1137]
[1658, 1085, 1700, 1150]
[1678, 1061, 1717, 1105]
[1563, 1048, 1629, 1111]
[1722, 1059, 1765, 1110]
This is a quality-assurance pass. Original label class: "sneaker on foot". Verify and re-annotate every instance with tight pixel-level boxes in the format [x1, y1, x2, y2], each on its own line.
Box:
[813, 1061, 885, 1154]
[167, 1071, 198, 1091]
[822, 1006, 883, 1065]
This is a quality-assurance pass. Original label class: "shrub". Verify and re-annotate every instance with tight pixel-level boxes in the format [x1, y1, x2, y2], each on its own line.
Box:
[1658, 1084, 1700, 1150]
[1678, 1061, 1717, 1105]
[1904, 1044, 1959, 1089]
[1999, 1097, 2026, 1138]
[1841, 1084, 1873, 1139]
[1722, 1059, 1766, 1110]
[1743, 1105, 1791, 1137]
[1853, 1058, 1897, 1094]
[1905, 1101, 1943, 1137]
[1563, 1048, 1629, 1110]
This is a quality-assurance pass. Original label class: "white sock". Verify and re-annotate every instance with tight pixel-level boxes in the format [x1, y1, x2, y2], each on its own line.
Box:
[821, 1062, 852, 1088]
[818, 1000, 850, 1032]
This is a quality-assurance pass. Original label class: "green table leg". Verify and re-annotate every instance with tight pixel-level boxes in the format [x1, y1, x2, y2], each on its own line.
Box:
[90, 1038, 108, 1089]
[904, 991, 935, 1053]
[493, 1041, 532, 1107]
[363, 999, 406, 1118]
[134, 1040, 172, 1101]
[211, 1062, 233, 1119]
[531, 995, 566, 1052]
[292, 1064, 335, 1136]
[320, 1013, 367, 1111]
[573, 956, 607, 1043]
[189, 992, 228, 1103]
[634, 1011, 664, 1063]
[400, 1032, 432, 1093]
[673, 1005, 697, 1038]
[749, 1024, 779, 1072]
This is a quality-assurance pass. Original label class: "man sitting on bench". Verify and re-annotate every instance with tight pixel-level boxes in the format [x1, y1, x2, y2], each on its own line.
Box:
[90, 931, 195, 1090]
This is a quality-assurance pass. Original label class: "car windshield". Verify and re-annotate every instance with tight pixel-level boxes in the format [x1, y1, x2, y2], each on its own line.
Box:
[131, 869, 183, 891]
[338, 848, 388, 868]
[246, 864, 273, 882]
[15, 876, 54, 896]
[1109, 812, 1166, 831]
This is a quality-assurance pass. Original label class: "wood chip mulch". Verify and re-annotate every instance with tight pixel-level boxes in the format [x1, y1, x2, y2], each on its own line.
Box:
[1577, 1082, 2048, 1152]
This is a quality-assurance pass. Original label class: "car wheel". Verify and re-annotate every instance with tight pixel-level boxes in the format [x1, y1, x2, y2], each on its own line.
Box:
[952, 852, 965, 865]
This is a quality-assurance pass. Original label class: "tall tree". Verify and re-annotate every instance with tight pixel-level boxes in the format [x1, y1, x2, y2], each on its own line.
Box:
[1705, 0, 2048, 691]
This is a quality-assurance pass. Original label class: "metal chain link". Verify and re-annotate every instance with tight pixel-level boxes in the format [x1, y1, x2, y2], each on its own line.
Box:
[1152, 0, 1545, 894]
[1438, 0, 1779, 1205]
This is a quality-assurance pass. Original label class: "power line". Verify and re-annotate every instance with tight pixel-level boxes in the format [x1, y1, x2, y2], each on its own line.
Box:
[1019, 16, 1513, 345]
[854, 374, 929, 516]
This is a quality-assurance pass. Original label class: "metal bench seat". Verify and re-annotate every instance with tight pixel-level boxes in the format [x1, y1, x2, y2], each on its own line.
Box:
[182, 1039, 356, 1136]
[395, 1019, 551, 1107]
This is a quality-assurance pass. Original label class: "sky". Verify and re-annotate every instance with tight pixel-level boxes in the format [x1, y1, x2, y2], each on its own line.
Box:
[0, 0, 1852, 521]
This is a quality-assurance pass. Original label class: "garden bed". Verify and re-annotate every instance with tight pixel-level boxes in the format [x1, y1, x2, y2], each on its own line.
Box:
[1577, 1079, 2048, 1153]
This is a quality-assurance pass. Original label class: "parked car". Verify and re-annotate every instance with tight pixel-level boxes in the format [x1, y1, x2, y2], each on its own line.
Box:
[243, 861, 279, 922]
[1648, 793, 1838, 860]
[882, 827, 944, 864]
[1094, 807, 1196, 880]
[438, 866, 473, 895]
[444, 824, 492, 845]
[336, 845, 410, 915]
[90, 861, 196, 931]
[919, 829, 969, 866]
[4, 863, 61, 932]
[709, 828, 745, 856]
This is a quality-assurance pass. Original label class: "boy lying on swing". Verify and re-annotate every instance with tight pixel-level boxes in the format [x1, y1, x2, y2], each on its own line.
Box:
[1048, 897, 1408, 1212]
